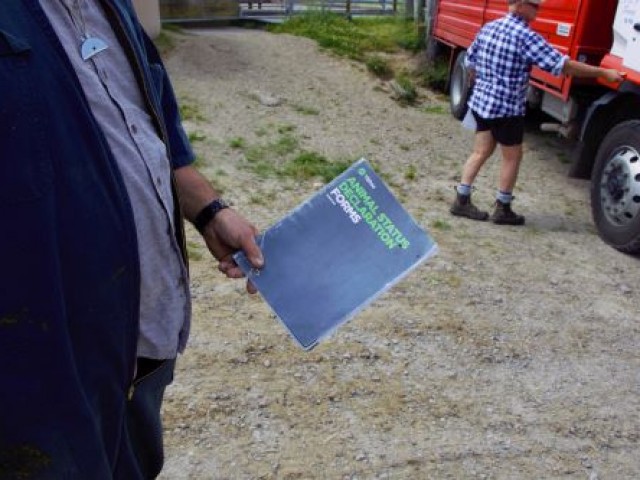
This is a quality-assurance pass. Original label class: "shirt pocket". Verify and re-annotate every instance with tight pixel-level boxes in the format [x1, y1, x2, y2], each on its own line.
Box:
[0, 29, 53, 205]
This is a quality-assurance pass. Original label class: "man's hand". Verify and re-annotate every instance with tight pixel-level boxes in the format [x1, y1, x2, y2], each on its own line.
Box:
[201, 208, 263, 293]
[173, 166, 264, 293]
[601, 68, 626, 84]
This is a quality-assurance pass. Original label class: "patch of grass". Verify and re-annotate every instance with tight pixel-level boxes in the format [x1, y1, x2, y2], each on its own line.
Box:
[273, 134, 299, 155]
[281, 151, 350, 182]
[366, 54, 392, 79]
[291, 104, 320, 116]
[229, 137, 246, 149]
[277, 124, 296, 134]
[153, 30, 177, 56]
[404, 164, 417, 180]
[431, 219, 452, 231]
[187, 241, 204, 261]
[188, 132, 207, 143]
[418, 59, 449, 92]
[268, 12, 420, 60]
[179, 101, 206, 122]
[191, 155, 205, 168]
[421, 104, 446, 114]
[394, 73, 417, 104]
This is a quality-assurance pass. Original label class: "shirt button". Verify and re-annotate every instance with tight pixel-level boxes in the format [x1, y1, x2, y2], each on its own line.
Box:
[156, 176, 162, 186]
[130, 124, 138, 134]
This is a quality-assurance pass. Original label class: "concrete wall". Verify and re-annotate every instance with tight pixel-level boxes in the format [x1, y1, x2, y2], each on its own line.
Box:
[132, 0, 161, 38]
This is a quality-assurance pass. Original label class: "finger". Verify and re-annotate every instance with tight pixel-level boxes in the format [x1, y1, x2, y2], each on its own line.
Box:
[218, 258, 236, 275]
[246, 279, 258, 294]
[223, 266, 246, 279]
[239, 234, 264, 269]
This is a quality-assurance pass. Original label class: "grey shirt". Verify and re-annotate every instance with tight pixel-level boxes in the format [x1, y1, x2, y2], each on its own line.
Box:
[40, 0, 191, 359]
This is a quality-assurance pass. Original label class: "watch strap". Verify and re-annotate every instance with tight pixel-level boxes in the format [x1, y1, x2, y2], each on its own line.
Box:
[194, 198, 230, 233]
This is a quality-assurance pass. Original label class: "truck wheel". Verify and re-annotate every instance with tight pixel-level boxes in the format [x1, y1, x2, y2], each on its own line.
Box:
[449, 51, 471, 120]
[591, 120, 640, 254]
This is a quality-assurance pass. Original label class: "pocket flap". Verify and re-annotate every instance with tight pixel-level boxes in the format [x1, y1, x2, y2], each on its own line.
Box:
[0, 30, 31, 57]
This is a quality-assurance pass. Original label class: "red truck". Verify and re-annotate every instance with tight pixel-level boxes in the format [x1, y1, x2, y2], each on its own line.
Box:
[426, 0, 640, 253]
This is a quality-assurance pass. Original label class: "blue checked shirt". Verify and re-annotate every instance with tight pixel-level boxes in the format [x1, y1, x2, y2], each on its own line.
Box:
[465, 13, 568, 118]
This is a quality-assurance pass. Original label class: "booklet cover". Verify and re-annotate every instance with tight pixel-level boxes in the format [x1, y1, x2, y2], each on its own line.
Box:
[234, 158, 438, 350]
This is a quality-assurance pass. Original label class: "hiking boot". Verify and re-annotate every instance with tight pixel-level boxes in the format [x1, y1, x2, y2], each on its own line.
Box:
[450, 193, 489, 221]
[491, 200, 525, 225]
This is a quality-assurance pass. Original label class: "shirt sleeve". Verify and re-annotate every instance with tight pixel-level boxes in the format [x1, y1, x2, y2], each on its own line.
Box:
[465, 35, 479, 70]
[522, 30, 566, 76]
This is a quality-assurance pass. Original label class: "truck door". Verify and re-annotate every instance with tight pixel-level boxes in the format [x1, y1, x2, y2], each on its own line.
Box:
[613, 0, 640, 72]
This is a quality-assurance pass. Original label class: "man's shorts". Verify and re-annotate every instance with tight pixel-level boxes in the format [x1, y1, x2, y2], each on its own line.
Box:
[472, 111, 525, 146]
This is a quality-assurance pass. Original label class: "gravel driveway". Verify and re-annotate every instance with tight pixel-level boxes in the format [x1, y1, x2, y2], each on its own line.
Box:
[158, 27, 639, 480]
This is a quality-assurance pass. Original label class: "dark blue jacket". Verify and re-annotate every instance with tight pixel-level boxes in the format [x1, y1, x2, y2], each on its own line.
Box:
[0, 1, 193, 477]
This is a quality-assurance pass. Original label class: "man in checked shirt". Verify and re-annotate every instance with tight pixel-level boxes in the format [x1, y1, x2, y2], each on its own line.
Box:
[450, 0, 624, 225]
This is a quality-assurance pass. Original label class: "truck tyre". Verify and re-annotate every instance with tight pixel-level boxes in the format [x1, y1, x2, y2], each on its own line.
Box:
[591, 120, 640, 254]
[449, 51, 471, 120]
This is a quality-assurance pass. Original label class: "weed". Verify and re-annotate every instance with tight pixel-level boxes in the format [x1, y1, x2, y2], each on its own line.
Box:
[277, 124, 296, 134]
[229, 137, 246, 149]
[281, 151, 350, 182]
[292, 104, 320, 116]
[179, 102, 206, 122]
[366, 55, 392, 79]
[394, 73, 417, 104]
[418, 59, 449, 92]
[404, 164, 417, 180]
[422, 105, 446, 114]
[188, 132, 207, 143]
[431, 219, 452, 231]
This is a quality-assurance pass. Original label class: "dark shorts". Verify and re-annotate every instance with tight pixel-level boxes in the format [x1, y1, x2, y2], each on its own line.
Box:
[472, 111, 525, 146]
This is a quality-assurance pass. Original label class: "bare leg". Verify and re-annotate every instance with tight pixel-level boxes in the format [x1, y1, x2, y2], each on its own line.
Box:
[460, 130, 497, 186]
[497, 143, 523, 192]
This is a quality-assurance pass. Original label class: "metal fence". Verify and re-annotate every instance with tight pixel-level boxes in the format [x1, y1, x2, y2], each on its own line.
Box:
[160, 0, 401, 23]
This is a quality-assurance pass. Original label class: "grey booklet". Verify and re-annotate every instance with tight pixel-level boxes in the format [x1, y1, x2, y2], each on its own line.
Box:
[234, 158, 438, 350]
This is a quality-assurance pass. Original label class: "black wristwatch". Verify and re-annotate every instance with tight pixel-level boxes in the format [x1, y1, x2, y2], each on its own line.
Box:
[194, 198, 230, 234]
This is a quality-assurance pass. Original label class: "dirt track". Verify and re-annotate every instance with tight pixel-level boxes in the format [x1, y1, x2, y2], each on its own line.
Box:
[158, 27, 639, 479]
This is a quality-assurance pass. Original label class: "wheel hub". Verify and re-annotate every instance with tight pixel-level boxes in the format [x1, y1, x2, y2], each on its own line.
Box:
[600, 147, 640, 227]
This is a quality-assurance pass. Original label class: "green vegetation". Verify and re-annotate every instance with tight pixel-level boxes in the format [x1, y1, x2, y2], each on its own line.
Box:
[365, 55, 392, 78]
[188, 132, 207, 143]
[268, 12, 421, 61]
[291, 103, 320, 116]
[404, 164, 417, 180]
[229, 137, 246, 149]
[419, 59, 449, 92]
[282, 151, 350, 182]
[421, 104, 446, 114]
[179, 101, 206, 122]
[431, 219, 452, 231]
[154, 30, 177, 56]
[234, 125, 349, 182]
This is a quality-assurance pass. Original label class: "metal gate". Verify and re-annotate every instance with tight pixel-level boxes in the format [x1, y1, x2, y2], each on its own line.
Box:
[160, 0, 399, 23]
